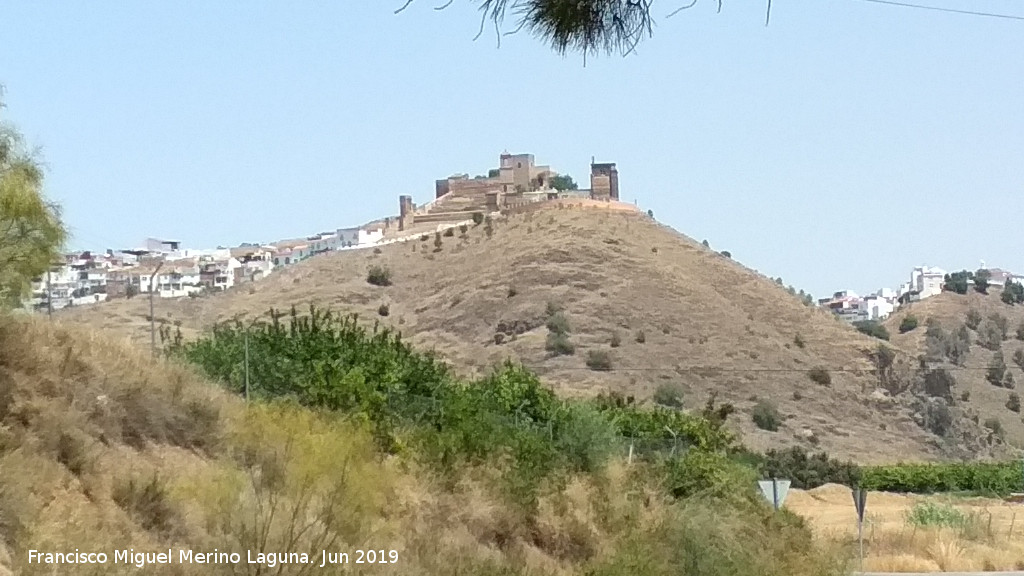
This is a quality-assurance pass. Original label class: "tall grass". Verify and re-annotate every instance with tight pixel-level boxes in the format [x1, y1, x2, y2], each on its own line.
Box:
[0, 311, 847, 576]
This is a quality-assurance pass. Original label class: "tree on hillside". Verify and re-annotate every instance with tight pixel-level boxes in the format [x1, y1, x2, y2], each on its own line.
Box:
[974, 268, 992, 294]
[943, 271, 971, 295]
[549, 174, 578, 191]
[986, 350, 1007, 388]
[1002, 279, 1024, 305]
[0, 98, 68, 308]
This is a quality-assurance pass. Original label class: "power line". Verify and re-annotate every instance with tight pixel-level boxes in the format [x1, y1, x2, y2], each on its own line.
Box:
[849, 0, 1024, 21]
[520, 365, 1012, 373]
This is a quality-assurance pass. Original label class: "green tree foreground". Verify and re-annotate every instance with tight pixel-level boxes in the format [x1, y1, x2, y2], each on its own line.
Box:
[0, 95, 67, 308]
[399, 1, 773, 59]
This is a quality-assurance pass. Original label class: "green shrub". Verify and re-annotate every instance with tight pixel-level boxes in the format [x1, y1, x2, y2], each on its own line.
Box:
[751, 401, 781, 432]
[653, 382, 684, 409]
[1007, 392, 1021, 413]
[366, 265, 392, 286]
[853, 320, 890, 341]
[586, 350, 613, 371]
[755, 447, 861, 489]
[546, 332, 575, 356]
[793, 334, 805, 349]
[635, 330, 646, 344]
[905, 502, 975, 530]
[111, 475, 179, 536]
[472, 212, 484, 225]
[377, 303, 390, 317]
[807, 367, 831, 386]
[899, 315, 919, 333]
[546, 312, 571, 335]
[966, 308, 982, 330]
[860, 461, 1022, 495]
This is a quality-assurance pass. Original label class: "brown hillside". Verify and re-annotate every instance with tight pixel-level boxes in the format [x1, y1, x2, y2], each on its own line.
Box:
[58, 204, 1000, 463]
[885, 289, 1024, 448]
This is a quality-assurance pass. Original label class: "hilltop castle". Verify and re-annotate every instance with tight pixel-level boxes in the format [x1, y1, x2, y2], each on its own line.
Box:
[398, 152, 620, 230]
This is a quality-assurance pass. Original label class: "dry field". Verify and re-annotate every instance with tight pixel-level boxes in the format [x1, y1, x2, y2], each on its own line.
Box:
[790, 484, 1024, 572]
[58, 203, 996, 463]
[886, 291, 1024, 447]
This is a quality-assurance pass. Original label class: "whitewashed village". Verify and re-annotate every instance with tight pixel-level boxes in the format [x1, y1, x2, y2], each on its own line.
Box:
[817, 265, 1024, 324]
[23, 149, 1023, 320]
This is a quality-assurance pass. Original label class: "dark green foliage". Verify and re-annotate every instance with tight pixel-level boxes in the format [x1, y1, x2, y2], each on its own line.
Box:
[807, 367, 831, 386]
[472, 212, 484, 225]
[1013, 349, 1024, 371]
[377, 303, 390, 317]
[720, 250, 731, 258]
[646, 209, 654, 218]
[754, 447, 862, 489]
[1017, 322, 1024, 341]
[635, 330, 646, 344]
[975, 268, 992, 293]
[853, 320, 890, 341]
[944, 271, 972, 295]
[549, 174, 578, 191]
[585, 350, 613, 371]
[609, 332, 621, 348]
[366, 265, 392, 287]
[793, 333, 805, 348]
[701, 239, 710, 248]
[899, 315, 919, 333]
[443, 227, 454, 237]
[987, 351, 1008, 387]
[922, 368, 956, 402]
[1007, 392, 1021, 413]
[751, 401, 781, 432]
[1002, 279, 1024, 305]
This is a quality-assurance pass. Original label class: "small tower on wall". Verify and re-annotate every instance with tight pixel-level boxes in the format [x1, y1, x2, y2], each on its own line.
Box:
[590, 159, 619, 201]
[398, 195, 415, 231]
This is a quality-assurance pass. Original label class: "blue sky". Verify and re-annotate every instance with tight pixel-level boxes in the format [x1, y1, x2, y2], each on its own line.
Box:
[2, 1, 1022, 299]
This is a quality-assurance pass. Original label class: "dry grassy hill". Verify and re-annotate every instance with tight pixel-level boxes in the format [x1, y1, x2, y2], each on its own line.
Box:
[885, 289, 1024, 448]
[59, 203, 1003, 463]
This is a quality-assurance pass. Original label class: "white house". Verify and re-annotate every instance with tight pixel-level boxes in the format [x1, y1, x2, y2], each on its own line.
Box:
[910, 266, 945, 300]
[142, 238, 182, 255]
[335, 227, 384, 249]
[860, 294, 895, 321]
[138, 258, 205, 298]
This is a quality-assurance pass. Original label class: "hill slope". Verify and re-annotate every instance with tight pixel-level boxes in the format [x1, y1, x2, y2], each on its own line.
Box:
[885, 289, 1024, 448]
[59, 204, 1003, 463]
[0, 314, 851, 576]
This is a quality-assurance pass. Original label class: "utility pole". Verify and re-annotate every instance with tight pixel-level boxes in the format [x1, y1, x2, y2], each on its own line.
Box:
[149, 259, 164, 359]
